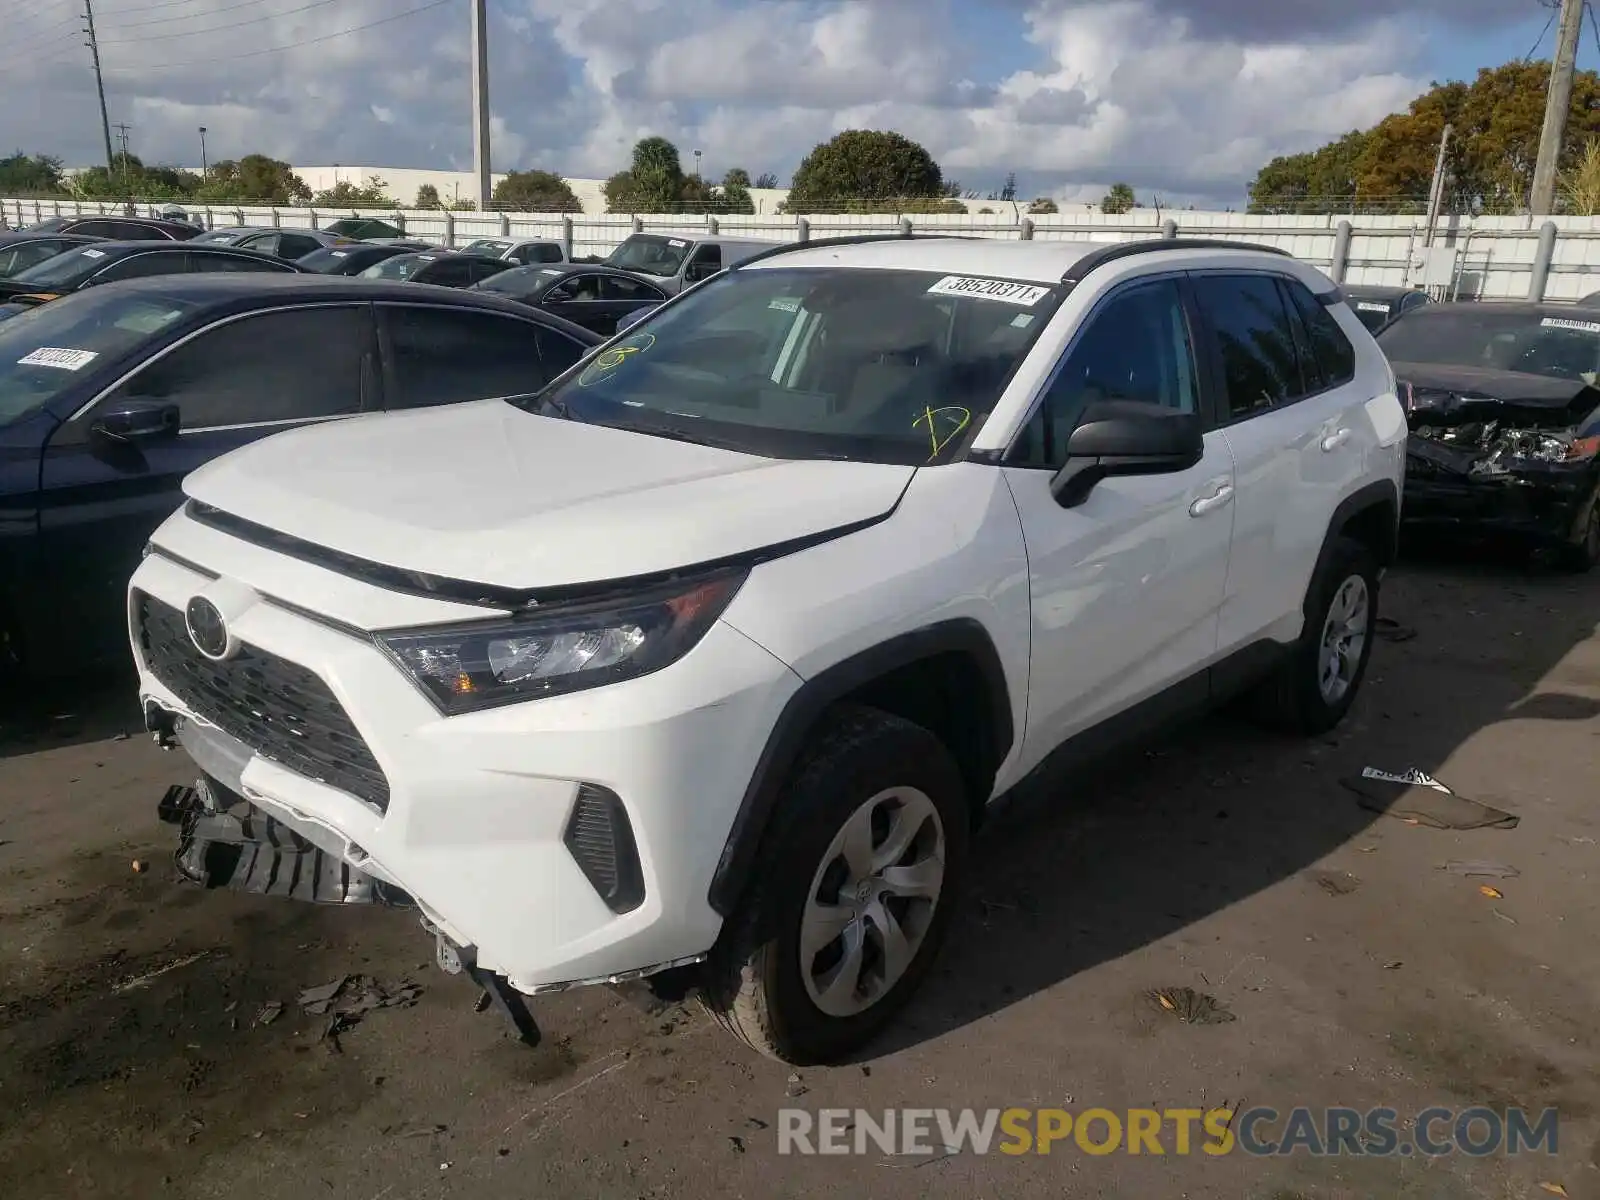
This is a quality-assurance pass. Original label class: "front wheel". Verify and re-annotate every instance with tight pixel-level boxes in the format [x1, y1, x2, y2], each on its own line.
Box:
[1558, 495, 1600, 573]
[703, 705, 970, 1064]
[1250, 536, 1379, 736]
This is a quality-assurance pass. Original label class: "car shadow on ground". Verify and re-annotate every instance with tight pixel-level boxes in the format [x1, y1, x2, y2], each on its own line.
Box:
[866, 551, 1600, 1059]
[0, 665, 141, 760]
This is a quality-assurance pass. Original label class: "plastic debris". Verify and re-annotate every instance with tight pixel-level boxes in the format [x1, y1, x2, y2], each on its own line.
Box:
[1538, 1184, 1568, 1197]
[1478, 885, 1505, 899]
[1342, 768, 1518, 830]
[255, 1001, 284, 1027]
[298, 977, 348, 1016]
[1374, 616, 1418, 642]
[1148, 987, 1236, 1024]
[1439, 860, 1519, 879]
[1383, 961, 1403, 970]
[131, 860, 148, 874]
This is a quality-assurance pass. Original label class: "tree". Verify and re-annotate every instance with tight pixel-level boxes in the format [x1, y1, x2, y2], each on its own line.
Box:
[603, 137, 688, 211]
[1100, 182, 1135, 214]
[1248, 60, 1600, 215]
[491, 169, 582, 212]
[1562, 139, 1600, 215]
[784, 129, 945, 213]
[719, 167, 755, 215]
[226, 154, 311, 203]
[311, 177, 392, 207]
[0, 152, 65, 195]
[753, 172, 779, 189]
[415, 183, 442, 209]
[1027, 197, 1059, 214]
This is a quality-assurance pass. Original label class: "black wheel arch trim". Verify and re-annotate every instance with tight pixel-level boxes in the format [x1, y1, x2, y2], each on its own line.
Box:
[1309, 478, 1400, 607]
[707, 617, 1014, 917]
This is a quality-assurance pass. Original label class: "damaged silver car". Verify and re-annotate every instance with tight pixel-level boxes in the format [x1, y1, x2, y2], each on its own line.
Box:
[1377, 302, 1600, 570]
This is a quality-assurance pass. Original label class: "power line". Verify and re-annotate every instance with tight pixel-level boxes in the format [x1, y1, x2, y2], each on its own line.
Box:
[100, 0, 452, 71]
[97, 0, 304, 32]
[100, 0, 348, 43]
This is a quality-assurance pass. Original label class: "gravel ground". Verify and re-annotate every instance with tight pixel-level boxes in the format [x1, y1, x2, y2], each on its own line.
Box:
[2, 552, 1598, 1200]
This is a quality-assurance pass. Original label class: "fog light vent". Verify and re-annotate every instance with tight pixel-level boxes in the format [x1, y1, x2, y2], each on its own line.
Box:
[562, 784, 644, 914]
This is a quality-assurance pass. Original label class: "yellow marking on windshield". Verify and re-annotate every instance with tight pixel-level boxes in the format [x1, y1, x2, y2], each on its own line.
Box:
[914, 406, 972, 458]
[578, 332, 656, 387]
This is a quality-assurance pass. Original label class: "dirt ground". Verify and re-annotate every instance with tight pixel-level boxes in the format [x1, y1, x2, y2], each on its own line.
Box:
[3, 550, 1599, 1200]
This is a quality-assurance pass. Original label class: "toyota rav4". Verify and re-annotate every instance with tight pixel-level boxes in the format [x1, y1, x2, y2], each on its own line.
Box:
[128, 235, 1406, 1064]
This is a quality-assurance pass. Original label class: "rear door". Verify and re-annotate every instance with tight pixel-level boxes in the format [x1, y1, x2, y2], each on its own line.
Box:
[34, 303, 377, 662]
[376, 303, 572, 409]
[1190, 272, 1369, 655]
[237, 232, 281, 257]
[540, 272, 610, 331]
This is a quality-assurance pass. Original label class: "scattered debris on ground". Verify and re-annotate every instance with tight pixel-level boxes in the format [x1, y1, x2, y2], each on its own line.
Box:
[255, 1002, 285, 1027]
[1342, 768, 1519, 830]
[1438, 860, 1519, 879]
[1374, 617, 1418, 642]
[1478, 885, 1505, 899]
[1311, 869, 1360, 896]
[1147, 987, 1236, 1024]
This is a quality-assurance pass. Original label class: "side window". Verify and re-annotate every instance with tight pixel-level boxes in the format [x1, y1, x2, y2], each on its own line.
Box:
[536, 244, 565, 263]
[98, 307, 368, 428]
[96, 253, 182, 283]
[1189, 274, 1300, 420]
[684, 245, 722, 283]
[239, 233, 280, 256]
[1275, 279, 1322, 397]
[1286, 280, 1357, 387]
[536, 327, 587, 375]
[277, 234, 319, 259]
[70, 220, 120, 238]
[1012, 278, 1197, 468]
[470, 260, 513, 283]
[423, 259, 473, 287]
[601, 275, 663, 302]
[113, 222, 166, 240]
[381, 306, 549, 409]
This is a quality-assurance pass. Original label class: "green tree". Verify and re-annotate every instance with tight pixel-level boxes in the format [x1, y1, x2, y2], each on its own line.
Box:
[784, 130, 945, 214]
[1100, 182, 1135, 214]
[1562, 138, 1600, 215]
[195, 154, 309, 203]
[491, 169, 582, 212]
[719, 167, 755, 215]
[415, 183, 442, 209]
[1248, 60, 1600, 215]
[1027, 197, 1059, 214]
[0, 152, 65, 195]
[603, 137, 689, 211]
[753, 171, 779, 189]
[311, 177, 393, 207]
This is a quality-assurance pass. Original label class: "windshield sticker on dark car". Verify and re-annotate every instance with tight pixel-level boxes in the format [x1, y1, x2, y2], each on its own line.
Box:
[578, 332, 656, 387]
[926, 275, 1050, 306]
[1541, 316, 1600, 334]
[1357, 301, 1391, 313]
[18, 347, 99, 371]
[80, 248, 105, 258]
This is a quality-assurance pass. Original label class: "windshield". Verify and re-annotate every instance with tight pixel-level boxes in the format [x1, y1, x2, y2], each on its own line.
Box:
[0, 290, 195, 425]
[526, 266, 1063, 464]
[604, 234, 692, 278]
[298, 247, 358, 272]
[475, 266, 559, 297]
[9, 245, 115, 290]
[195, 230, 243, 243]
[359, 254, 431, 281]
[1379, 308, 1600, 384]
[462, 239, 510, 256]
[24, 218, 68, 233]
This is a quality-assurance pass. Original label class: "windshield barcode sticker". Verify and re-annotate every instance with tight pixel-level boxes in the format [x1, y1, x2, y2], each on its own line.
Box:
[926, 275, 1051, 306]
[18, 347, 99, 371]
[1542, 316, 1600, 333]
[80, 248, 105, 258]
[667, 238, 687, 248]
[769, 297, 800, 312]
[1356, 301, 1391, 313]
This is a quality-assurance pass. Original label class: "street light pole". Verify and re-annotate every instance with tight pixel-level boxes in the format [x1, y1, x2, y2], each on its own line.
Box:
[198, 126, 208, 181]
[470, 0, 492, 211]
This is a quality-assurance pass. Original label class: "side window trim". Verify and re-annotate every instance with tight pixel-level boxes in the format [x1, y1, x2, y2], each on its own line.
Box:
[999, 271, 1206, 468]
[1273, 277, 1318, 403]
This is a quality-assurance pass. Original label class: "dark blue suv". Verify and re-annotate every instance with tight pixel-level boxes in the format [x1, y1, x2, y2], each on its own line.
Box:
[0, 275, 599, 678]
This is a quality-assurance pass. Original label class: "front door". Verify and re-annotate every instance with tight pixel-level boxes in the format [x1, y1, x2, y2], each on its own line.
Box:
[34, 304, 376, 665]
[1001, 275, 1235, 757]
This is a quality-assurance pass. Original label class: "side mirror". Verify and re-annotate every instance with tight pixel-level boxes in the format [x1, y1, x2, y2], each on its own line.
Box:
[91, 400, 181, 444]
[1049, 401, 1203, 508]
[615, 304, 658, 333]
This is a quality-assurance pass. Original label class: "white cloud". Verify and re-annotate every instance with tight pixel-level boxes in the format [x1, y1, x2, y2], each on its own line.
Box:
[0, 0, 1483, 205]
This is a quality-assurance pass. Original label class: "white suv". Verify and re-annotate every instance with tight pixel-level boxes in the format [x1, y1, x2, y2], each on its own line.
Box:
[129, 235, 1405, 1064]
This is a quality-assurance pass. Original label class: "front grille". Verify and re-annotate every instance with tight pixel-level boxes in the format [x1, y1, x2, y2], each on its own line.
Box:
[136, 593, 391, 812]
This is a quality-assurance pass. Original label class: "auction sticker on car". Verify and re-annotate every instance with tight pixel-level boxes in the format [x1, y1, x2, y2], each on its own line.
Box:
[18, 347, 99, 370]
[926, 275, 1051, 306]
[1542, 316, 1600, 333]
[1356, 301, 1391, 313]
[80, 248, 106, 258]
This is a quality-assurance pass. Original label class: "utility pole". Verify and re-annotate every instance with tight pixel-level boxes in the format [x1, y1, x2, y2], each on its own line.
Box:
[114, 123, 131, 183]
[1423, 123, 1453, 247]
[470, 0, 491, 212]
[82, 0, 115, 177]
[1531, 0, 1585, 215]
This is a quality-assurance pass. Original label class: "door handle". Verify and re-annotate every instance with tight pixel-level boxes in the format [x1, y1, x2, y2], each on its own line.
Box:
[1189, 484, 1234, 518]
[1320, 428, 1352, 453]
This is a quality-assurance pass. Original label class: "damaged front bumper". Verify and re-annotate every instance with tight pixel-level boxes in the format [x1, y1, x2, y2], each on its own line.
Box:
[1403, 440, 1599, 546]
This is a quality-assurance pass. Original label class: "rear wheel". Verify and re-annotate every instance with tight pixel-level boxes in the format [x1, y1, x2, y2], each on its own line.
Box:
[703, 705, 970, 1064]
[1250, 536, 1379, 736]
[1558, 496, 1600, 573]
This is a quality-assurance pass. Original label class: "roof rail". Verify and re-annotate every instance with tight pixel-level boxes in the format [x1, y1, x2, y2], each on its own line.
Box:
[1061, 237, 1291, 285]
[730, 231, 979, 271]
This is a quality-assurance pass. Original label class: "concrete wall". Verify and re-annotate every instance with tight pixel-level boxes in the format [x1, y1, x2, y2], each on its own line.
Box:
[8, 195, 1600, 302]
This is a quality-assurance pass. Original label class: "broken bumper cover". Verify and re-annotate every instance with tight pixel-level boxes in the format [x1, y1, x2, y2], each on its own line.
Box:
[129, 542, 802, 997]
[1403, 454, 1597, 544]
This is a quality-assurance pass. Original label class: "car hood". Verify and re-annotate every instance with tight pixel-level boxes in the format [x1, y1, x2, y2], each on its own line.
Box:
[1391, 362, 1600, 427]
[181, 399, 915, 590]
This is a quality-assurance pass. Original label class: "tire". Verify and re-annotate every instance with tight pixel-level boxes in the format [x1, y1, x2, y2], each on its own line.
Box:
[702, 704, 971, 1065]
[1558, 496, 1600, 574]
[1249, 536, 1379, 736]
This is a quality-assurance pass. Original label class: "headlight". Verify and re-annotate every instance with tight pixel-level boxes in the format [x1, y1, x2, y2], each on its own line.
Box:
[1470, 428, 1600, 476]
[377, 569, 746, 715]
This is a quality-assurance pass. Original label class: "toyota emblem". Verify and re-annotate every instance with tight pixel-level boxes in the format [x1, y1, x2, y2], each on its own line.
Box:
[185, 596, 230, 659]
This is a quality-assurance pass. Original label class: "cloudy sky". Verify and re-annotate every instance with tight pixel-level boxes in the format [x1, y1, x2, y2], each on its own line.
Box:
[0, 0, 1579, 206]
